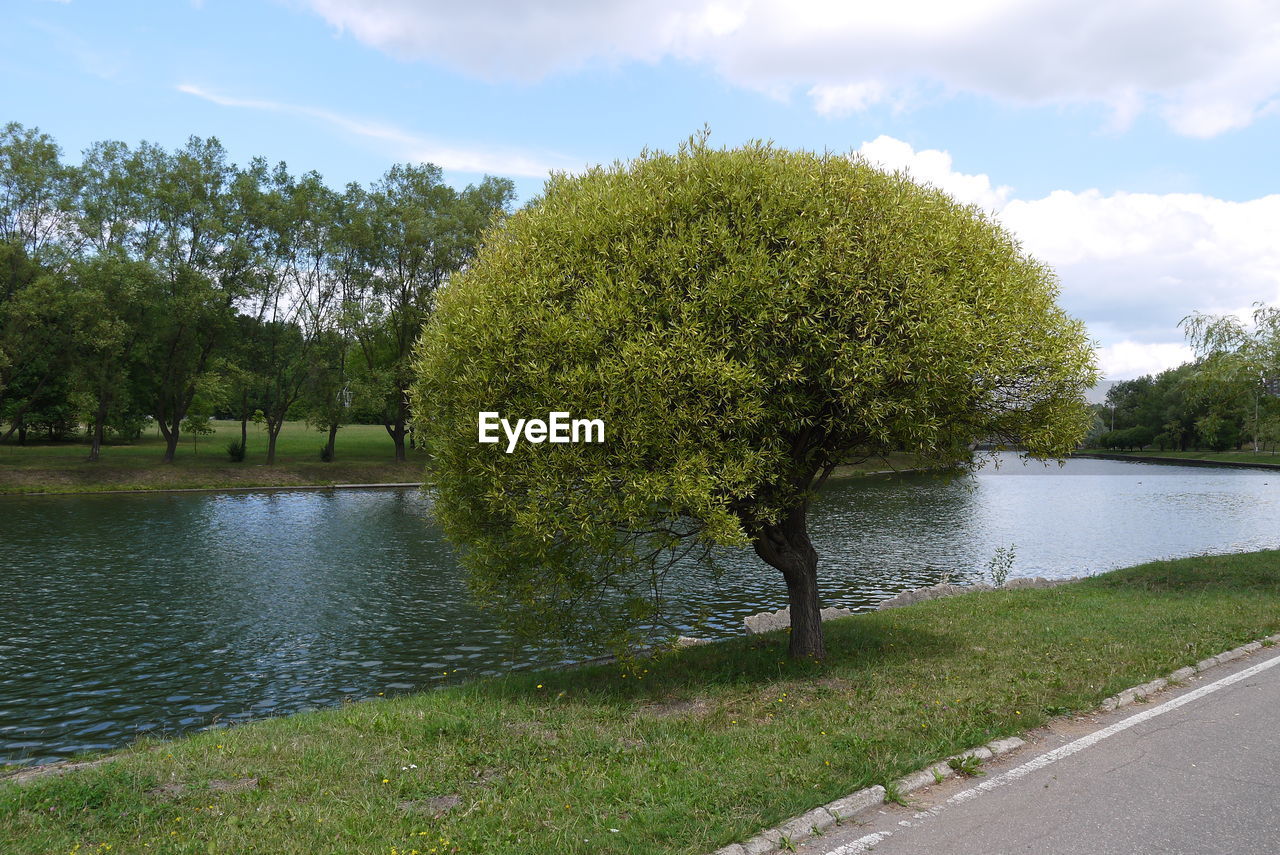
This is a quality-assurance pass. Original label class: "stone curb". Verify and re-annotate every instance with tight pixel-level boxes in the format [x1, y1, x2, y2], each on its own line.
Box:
[1099, 636, 1275, 712]
[708, 739, 1023, 855]
[706, 632, 1280, 855]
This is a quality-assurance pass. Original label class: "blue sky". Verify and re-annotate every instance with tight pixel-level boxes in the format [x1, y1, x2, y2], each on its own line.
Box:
[4, 0, 1279, 382]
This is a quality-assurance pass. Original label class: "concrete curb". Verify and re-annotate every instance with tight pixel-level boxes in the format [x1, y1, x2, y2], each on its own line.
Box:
[706, 632, 1280, 855]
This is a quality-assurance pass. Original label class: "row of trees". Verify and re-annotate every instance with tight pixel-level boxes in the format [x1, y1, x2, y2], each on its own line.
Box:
[0, 122, 514, 462]
[1089, 307, 1280, 453]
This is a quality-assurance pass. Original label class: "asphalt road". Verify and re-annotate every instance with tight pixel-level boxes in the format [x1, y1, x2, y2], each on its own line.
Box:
[802, 646, 1280, 855]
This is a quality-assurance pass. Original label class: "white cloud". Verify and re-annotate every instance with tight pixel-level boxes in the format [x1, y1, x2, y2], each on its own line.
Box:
[846, 136, 1280, 380]
[1094, 342, 1196, 382]
[855, 135, 1012, 211]
[808, 82, 888, 116]
[176, 84, 567, 177]
[1000, 189, 1280, 341]
[299, 0, 1280, 137]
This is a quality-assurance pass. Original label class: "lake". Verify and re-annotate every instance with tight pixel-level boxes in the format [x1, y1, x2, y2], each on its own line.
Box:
[3, 453, 1278, 765]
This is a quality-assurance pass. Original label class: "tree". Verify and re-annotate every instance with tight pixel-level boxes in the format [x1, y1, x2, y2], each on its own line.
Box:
[233, 160, 339, 464]
[354, 165, 514, 461]
[1182, 304, 1280, 453]
[0, 125, 79, 441]
[0, 122, 76, 264]
[130, 137, 244, 463]
[65, 254, 157, 460]
[411, 139, 1096, 659]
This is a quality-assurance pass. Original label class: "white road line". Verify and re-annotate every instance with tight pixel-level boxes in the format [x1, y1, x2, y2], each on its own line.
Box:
[820, 647, 1280, 853]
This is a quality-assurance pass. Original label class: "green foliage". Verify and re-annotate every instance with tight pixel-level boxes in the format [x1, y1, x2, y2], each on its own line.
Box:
[1093, 358, 1263, 453]
[947, 754, 984, 777]
[0, 122, 507, 466]
[986, 545, 1017, 587]
[412, 137, 1097, 653]
[225, 438, 246, 461]
[1181, 304, 1280, 452]
[1097, 426, 1154, 450]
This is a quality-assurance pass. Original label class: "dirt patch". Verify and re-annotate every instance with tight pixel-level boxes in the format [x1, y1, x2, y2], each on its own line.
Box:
[398, 795, 462, 816]
[637, 698, 710, 718]
[208, 777, 259, 793]
[0, 758, 112, 786]
[507, 721, 559, 742]
[147, 782, 187, 799]
[467, 767, 503, 787]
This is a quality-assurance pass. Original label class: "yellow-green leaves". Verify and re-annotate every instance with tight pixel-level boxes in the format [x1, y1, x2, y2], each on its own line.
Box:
[410, 138, 1096, 652]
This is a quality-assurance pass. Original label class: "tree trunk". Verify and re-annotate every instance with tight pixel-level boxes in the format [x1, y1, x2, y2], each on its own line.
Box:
[386, 414, 407, 462]
[752, 502, 826, 659]
[266, 421, 281, 465]
[88, 395, 109, 462]
[240, 389, 249, 454]
[158, 417, 180, 463]
[325, 423, 338, 461]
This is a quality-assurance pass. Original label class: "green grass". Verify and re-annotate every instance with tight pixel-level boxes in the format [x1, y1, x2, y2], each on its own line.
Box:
[1080, 448, 1280, 467]
[0, 433, 922, 494]
[0, 420, 424, 494]
[3, 550, 1279, 854]
[827, 452, 929, 478]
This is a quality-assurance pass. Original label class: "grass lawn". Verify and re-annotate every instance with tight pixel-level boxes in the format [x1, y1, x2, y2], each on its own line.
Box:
[3, 550, 1279, 854]
[0, 420, 425, 494]
[1078, 448, 1280, 467]
[0, 430, 923, 494]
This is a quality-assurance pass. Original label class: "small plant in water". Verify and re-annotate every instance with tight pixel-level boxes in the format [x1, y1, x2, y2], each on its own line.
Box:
[986, 544, 1017, 587]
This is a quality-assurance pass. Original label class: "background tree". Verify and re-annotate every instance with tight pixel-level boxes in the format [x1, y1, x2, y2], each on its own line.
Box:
[411, 140, 1096, 659]
[1181, 304, 1280, 452]
[355, 165, 514, 461]
[66, 254, 156, 460]
[0, 122, 76, 264]
[234, 161, 339, 464]
[131, 137, 245, 463]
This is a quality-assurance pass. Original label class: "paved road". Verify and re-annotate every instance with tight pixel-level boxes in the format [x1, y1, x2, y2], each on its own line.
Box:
[802, 646, 1280, 855]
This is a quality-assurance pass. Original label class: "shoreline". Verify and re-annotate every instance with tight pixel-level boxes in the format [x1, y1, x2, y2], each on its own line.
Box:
[2, 480, 425, 498]
[1, 462, 934, 498]
[1071, 451, 1280, 471]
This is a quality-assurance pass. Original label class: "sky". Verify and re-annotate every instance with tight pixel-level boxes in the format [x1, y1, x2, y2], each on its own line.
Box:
[3, 0, 1279, 386]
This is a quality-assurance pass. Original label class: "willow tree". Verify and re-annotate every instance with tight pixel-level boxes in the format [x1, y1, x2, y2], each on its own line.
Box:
[411, 139, 1096, 659]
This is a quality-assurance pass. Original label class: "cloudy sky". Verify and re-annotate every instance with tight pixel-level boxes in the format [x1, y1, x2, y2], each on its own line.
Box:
[4, 0, 1279, 383]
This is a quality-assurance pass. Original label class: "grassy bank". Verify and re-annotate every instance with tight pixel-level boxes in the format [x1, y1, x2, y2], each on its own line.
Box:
[4, 551, 1280, 854]
[0, 421, 424, 494]
[0, 427, 925, 495]
[1076, 448, 1280, 467]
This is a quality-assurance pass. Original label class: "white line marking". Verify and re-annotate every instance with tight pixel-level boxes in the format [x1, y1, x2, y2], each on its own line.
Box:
[820, 647, 1280, 852]
[826, 830, 893, 853]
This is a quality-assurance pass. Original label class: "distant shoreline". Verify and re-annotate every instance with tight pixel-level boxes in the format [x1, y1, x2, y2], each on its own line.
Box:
[1072, 451, 1280, 471]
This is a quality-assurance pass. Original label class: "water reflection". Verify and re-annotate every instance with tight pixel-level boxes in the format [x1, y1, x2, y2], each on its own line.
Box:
[2, 453, 1278, 764]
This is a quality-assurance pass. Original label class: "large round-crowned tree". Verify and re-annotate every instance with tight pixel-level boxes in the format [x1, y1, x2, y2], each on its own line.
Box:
[411, 138, 1096, 659]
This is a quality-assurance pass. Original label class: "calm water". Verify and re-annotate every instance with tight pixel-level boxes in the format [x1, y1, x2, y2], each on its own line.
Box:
[2, 454, 1278, 765]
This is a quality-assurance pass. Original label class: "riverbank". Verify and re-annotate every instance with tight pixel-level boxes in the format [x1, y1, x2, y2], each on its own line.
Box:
[1073, 450, 1280, 471]
[4, 550, 1279, 855]
[0, 439, 926, 495]
[0, 421, 426, 494]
